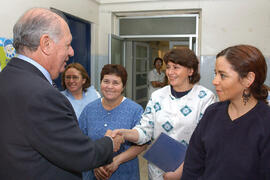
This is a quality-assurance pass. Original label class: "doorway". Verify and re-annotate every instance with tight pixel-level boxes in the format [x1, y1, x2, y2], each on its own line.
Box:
[110, 12, 200, 106]
[110, 38, 191, 108]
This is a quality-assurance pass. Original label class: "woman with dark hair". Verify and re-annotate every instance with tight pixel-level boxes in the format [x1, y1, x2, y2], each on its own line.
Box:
[61, 63, 100, 118]
[148, 57, 166, 98]
[79, 64, 146, 180]
[112, 47, 216, 180]
[182, 45, 270, 180]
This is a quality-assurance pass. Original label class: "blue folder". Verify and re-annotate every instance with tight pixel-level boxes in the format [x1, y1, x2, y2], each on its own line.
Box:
[143, 132, 187, 172]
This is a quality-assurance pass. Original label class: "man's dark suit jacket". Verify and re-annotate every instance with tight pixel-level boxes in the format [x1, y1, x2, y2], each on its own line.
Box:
[0, 58, 113, 180]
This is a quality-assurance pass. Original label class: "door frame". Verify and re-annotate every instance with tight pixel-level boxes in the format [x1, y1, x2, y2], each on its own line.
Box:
[117, 13, 200, 55]
[132, 41, 150, 108]
[108, 34, 125, 66]
[51, 8, 91, 89]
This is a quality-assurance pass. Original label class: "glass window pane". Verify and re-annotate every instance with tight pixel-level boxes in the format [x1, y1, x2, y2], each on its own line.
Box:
[192, 37, 196, 52]
[136, 59, 147, 72]
[111, 37, 123, 65]
[136, 46, 147, 58]
[120, 16, 196, 36]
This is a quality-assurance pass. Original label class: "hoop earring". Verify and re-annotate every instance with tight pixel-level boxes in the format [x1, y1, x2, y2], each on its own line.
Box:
[242, 89, 251, 105]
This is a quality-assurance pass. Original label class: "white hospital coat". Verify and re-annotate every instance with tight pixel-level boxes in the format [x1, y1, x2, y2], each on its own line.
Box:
[148, 69, 165, 98]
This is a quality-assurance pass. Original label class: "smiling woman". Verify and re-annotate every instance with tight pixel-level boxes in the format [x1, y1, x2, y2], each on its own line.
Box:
[78, 64, 146, 180]
[61, 63, 100, 118]
[100, 64, 127, 110]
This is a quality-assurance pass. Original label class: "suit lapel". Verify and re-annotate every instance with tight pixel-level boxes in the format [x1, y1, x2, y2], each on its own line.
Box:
[7, 57, 50, 84]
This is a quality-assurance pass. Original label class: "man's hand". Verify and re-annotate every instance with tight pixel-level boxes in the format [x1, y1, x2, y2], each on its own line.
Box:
[105, 129, 124, 152]
[105, 129, 113, 137]
[111, 129, 139, 143]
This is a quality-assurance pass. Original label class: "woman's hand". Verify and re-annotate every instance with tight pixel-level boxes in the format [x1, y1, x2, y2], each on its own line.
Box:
[163, 162, 183, 180]
[94, 166, 111, 180]
[163, 171, 180, 180]
[104, 157, 120, 175]
[94, 157, 120, 180]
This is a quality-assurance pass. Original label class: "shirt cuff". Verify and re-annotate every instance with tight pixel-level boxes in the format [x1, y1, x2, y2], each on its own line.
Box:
[133, 127, 147, 145]
[105, 135, 114, 150]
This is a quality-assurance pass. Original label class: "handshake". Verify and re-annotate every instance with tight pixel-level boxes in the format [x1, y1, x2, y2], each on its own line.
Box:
[105, 129, 137, 152]
[105, 129, 124, 152]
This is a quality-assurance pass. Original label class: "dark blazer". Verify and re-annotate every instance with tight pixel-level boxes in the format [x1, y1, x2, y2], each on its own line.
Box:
[0, 58, 113, 180]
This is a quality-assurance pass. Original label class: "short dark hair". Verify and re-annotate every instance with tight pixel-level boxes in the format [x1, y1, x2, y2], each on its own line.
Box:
[100, 64, 127, 87]
[216, 44, 268, 103]
[154, 57, 163, 66]
[163, 47, 200, 84]
[61, 63, 90, 92]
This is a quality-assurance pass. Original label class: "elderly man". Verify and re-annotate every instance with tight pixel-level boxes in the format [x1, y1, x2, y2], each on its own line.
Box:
[0, 8, 122, 180]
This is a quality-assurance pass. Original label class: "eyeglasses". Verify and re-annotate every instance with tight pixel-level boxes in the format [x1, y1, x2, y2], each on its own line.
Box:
[65, 75, 80, 81]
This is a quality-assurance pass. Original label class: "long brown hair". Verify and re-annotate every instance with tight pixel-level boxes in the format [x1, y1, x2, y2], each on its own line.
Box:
[216, 44, 268, 103]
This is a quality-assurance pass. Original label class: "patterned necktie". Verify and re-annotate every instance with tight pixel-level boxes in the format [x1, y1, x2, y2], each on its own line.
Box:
[52, 81, 57, 89]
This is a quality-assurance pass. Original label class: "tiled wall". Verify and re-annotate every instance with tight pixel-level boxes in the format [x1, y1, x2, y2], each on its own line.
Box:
[199, 56, 270, 95]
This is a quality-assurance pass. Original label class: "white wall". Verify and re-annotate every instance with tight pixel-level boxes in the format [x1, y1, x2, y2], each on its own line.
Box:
[1, 0, 269, 89]
[99, 0, 270, 56]
[97, 0, 270, 92]
[0, 0, 101, 87]
[0, 0, 100, 38]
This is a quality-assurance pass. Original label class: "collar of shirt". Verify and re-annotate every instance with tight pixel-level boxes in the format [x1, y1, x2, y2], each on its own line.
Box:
[153, 68, 163, 75]
[64, 89, 87, 100]
[170, 85, 191, 99]
[17, 54, 53, 85]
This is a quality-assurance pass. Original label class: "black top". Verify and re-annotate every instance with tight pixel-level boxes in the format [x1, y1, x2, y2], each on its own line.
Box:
[182, 100, 270, 180]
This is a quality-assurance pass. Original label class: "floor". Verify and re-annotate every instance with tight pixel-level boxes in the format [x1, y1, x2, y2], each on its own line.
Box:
[139, 154, 148, 180]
